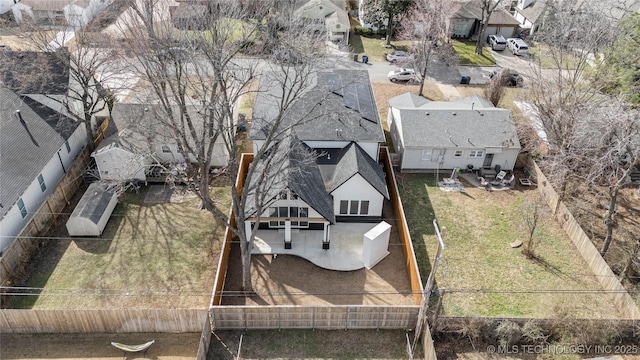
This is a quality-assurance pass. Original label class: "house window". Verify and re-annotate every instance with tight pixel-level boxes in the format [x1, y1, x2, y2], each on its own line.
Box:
[421, 150, 432, 161]
[65, 140, 71, 153]
[349, 200, 359, 215]
[162, 145, 171, 153]
[360, 201, 369, 215]
[469, 150, 484, 158]
[268, 206, 309, 228]
[454, 150, 463, 157]
[339, 200, 349, 214]
[17, 198, 27, 218]
[37, 174, 46, 192]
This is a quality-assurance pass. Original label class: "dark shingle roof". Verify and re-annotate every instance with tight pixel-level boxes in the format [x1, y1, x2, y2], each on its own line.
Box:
[0, 51, 69, 95]
[330, 142, 389, 199]
[0, 87, 68, 219]
[250, 70, 385, 143]
[244, 134, 335, 223]
[70, 182, 117, 225]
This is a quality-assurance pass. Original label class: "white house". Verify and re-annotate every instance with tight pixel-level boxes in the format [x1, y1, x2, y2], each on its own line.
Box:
[13, 0, 112, 28]
[0, 87, 86, 256]
[92, 103, 230, 183]
[450, 0, 520, 39]
[388, 93, 520, 172]
[247, 70, 389, 249]
[294, 0, 350, 42]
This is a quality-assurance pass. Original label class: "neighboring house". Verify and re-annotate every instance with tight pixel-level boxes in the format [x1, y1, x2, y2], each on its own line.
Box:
[513, 0, 640, 36]
[12, 0, 112, 28]
[388, 93, 520, 172]
[295, 0, 350, 42]
[247, 69, 389, 248]
[450, 0, 520, 39]
[0, 86, 86, 256]
[92, 103, 230, 183]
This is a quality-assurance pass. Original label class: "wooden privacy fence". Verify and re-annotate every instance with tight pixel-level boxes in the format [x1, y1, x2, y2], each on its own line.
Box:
[532, 161, 640, 319]
[0, 309, 208, 333]
[0, 148, 90, 286]
[196, 311, 213, 360]
[210, 305, 420, 330]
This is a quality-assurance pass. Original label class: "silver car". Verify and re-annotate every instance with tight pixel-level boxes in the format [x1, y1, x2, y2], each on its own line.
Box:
[386, 51, 415, 63]
[388, 68, 416, 82]
[487, 35, 507, 51]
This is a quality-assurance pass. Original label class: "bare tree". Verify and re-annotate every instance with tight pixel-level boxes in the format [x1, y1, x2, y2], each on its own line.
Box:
[576, 100, 640, 256]
[7, 27, 115, 152]
[474, 0, 501, 55]
[400, 0, 457, 96]
[117, 0, 330, 292]
[528, 0, 618, 212]
[521, 196, 543, 258]
[361, 0, 413, 46]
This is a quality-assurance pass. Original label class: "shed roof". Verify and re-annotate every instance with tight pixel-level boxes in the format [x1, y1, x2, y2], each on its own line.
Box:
[70, 182, 117, 225]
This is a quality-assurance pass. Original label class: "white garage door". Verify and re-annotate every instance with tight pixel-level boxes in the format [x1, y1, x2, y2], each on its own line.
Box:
[499, 27, 516, 38]
[485, 26, 498, 39]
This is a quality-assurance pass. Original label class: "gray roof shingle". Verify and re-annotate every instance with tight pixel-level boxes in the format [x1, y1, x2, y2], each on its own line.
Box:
[70, 182, 116, 225]
[244, 134, 335, 223]
[250, 70, 384, 143]
[0, 87, 69, 219]
[390, 94, 520, 150]
[330, 143, 388, 199]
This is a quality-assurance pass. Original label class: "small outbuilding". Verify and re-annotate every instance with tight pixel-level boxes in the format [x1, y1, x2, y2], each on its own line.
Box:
[66, 182, 118, 236]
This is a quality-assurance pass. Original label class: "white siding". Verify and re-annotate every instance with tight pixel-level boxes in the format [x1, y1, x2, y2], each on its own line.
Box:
[0, 133, 81, 253]
[66, 192, 118, 236]
[400, 147, 519, 171]
[93, 148, 146, 181]
[331, 174, 384, 217]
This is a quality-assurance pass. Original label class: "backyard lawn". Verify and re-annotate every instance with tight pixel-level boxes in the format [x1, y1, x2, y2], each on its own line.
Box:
[5, 184, 230, 309]
[397, 173, 623, 318]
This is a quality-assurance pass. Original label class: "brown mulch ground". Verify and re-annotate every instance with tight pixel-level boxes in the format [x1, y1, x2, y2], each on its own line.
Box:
[0, 333, 200, 360]
[220, 201, 416, 306]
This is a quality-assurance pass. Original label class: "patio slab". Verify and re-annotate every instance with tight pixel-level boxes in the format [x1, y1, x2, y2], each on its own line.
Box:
[251, 222, 384, 271]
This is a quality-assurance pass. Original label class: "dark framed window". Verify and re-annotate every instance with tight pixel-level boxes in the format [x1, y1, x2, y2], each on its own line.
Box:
[339, 200, 348, 215]
[65, 140, 71, 153]
[269, 207, 278, 227]
[360, 201, 369, 215]
[17, 198, 27, 218]
[37, 174, 46, 192]
[349, 201, 359, 215]
[162, 145, 171, 153]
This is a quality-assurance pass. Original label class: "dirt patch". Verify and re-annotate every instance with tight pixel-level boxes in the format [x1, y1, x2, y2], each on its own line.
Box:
[0, 333, 199, 359]
[221, 201, 415, 306]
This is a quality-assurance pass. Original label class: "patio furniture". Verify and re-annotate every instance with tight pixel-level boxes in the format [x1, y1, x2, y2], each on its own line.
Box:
[490, 170, 507, 185]
[519, 178, 534, 186]
[501, 174, 515, 187]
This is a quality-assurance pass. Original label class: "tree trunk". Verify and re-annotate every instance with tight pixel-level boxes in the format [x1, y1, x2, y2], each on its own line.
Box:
[475, 23, 485, 55]
[600, 185, 619, 256]
[554, 178, 568, 215]
[241, 242, 253, 292]
[418, 56, 429, 96]
[84, 113, 95, 152]
[385, 8, 394, 46]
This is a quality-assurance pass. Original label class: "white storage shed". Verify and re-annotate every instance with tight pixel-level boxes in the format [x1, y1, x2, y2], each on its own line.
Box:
[66, 182, 118, 236]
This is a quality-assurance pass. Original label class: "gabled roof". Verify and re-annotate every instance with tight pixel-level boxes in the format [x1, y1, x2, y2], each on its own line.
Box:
[330, 143, 389, 199]
[250, 70, 384, 143]
[243, 135, 335, 223]
[452, 0, 520, 25]
[516, 0, 548, 24]
[388, 92, 429, 109]
[0, 87, 71, 219]
[389, 93, 520, 150]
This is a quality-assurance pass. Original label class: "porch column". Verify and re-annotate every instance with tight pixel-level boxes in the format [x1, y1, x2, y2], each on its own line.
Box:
[284, 220, 292, 249]
[322, 222, 330, 250]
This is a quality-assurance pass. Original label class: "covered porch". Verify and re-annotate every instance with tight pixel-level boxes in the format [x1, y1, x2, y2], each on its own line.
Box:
[250, 223, 382, 271]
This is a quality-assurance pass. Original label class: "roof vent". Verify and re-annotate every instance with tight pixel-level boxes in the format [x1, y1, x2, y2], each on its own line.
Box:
[452, 112, 456, 116]
[15, 109, 24, 122]
[425, 112, 430, 116]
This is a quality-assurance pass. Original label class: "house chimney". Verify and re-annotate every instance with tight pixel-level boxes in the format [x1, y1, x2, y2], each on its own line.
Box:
[472, 102, 475, 110]
[15, 110, 24, 122]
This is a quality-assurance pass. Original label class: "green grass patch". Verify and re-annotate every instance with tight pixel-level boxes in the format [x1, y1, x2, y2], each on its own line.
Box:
[398, 174, 622, 318]
[452, 40, 496, 66]
[528, 43, 584, 69]
[349, 34, 413, 62]
[8, 185, 230, 309]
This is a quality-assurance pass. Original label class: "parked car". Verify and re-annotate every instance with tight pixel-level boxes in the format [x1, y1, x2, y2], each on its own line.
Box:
[506, 38, 529, 56]
[490, 68, 524, 87]
[388, 68, 416, 82]
[386, 50, 414, 63]
[487, 35, 507, 51]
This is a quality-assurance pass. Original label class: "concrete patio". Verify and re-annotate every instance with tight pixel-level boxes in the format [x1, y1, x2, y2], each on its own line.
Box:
[251, 222, 385, 271]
